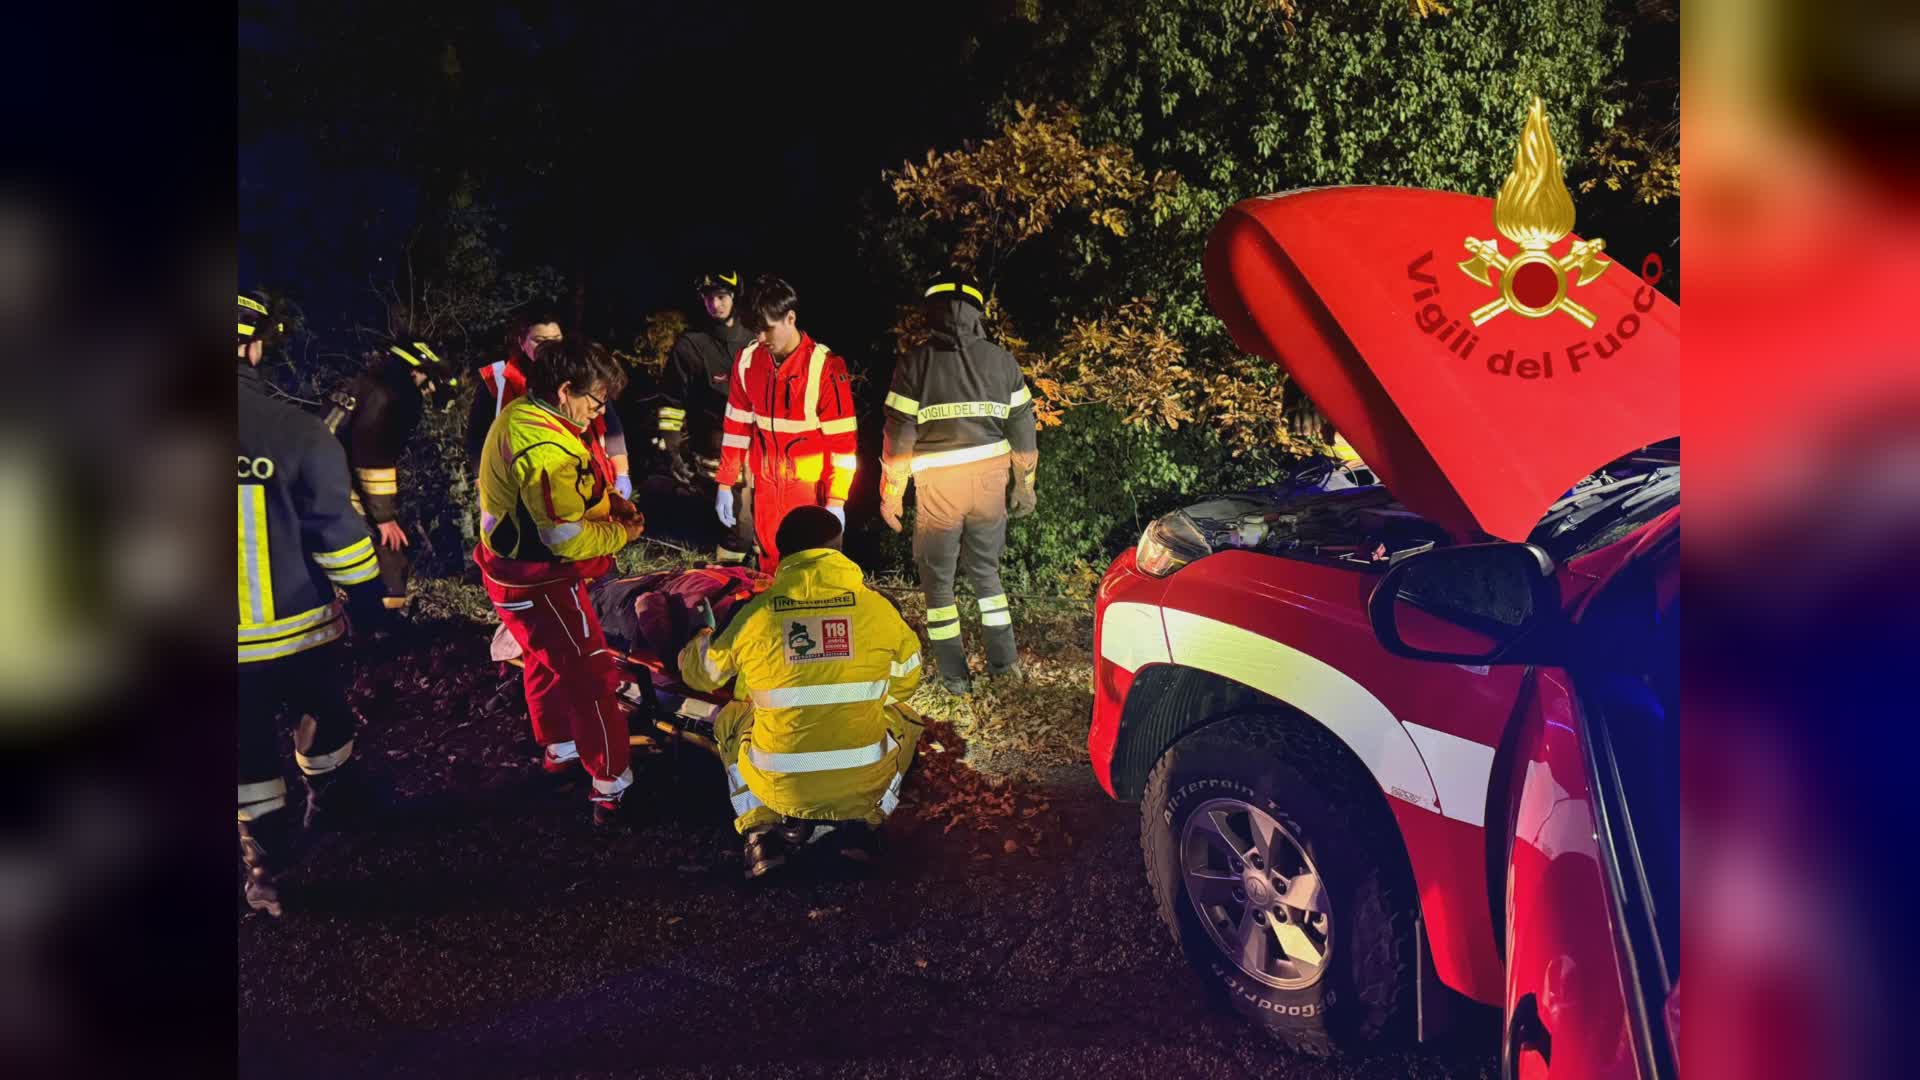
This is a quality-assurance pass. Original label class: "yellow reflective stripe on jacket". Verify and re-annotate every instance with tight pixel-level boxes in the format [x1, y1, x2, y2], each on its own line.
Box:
[238, 601, 338, 642]
[911, 439, 1010, 473]
[884, 391, 919, 415]
[237, 614, 346, 663]
[1009, 384, 1032, 408]
[313, 535, 375, 568]
[313, 535, 379, 585]
[820, 416, 858, 436]
[918, 400, 1010, 423]
[238, 485, 274, 624]
[748, 734, 890, 773]
[891, 652, 922, 677]
[752, 679, 890, 710]
[802, 342, 828, 425]
[354, 467, 399, 495]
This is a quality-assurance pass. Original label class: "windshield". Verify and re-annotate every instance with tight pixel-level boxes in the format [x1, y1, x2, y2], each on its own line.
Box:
[1528, 465, 1680, 561]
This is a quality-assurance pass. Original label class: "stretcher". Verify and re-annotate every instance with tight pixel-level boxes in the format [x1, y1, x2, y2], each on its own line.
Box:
[500, 634, 729, 761]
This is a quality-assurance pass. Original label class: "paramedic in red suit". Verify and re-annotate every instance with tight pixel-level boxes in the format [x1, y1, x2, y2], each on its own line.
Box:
[475, 340, 648, 826]
[713, 275, 857, 571]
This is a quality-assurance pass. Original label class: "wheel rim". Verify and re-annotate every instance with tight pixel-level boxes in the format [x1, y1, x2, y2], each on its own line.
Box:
[1179, 797, 1333, 990]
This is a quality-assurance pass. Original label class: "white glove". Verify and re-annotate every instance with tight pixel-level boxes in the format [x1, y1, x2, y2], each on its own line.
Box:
[826, 502, 846, 527]
[715, 486, 736, 528]
[614, 473, 633, 500]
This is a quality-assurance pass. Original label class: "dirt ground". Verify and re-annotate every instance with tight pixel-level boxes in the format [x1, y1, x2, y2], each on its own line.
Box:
[238, 577, 1495, 1079]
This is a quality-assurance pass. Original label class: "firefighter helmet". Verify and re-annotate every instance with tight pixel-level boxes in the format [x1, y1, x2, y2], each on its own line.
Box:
[388, 340, 458, 388]
[922, 270, 985, 311]
[696, 270, 742, 295]
[237, 289, 286, 347]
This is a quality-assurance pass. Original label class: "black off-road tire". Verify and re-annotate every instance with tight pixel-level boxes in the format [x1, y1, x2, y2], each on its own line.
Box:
[1141, 713, 1420, 1055]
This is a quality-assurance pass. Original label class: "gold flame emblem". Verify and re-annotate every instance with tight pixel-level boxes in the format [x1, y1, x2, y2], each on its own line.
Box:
[1459, 97, 1610, 328]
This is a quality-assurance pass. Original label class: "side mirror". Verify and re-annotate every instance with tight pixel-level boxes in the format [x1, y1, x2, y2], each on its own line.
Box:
[1367, 542, 1563, 665]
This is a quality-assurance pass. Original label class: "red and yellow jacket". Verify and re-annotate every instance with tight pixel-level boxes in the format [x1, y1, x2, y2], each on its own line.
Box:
[716, 333, 858, 503]
[474, 396, 625, 585]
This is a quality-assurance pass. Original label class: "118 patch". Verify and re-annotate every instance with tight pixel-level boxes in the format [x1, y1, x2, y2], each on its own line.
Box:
[784, 617, 852, 663]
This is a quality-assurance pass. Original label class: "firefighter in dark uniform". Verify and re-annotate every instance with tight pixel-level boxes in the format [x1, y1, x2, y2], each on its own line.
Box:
[237, 290, 389, 916]
[331, 339, 454, 610]
[879, 271, 1039, 694]
[658, 270, 759, 563]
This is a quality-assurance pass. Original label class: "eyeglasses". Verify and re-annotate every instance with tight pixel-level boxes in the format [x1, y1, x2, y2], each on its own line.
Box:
[580, 389, 608, 414]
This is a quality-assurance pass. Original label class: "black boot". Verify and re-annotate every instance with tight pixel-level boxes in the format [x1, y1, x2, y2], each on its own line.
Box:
[591, 791, 635, 828]
[237, 810, 298, 917]
[302, 757, 377, 832]
[987, 660, 1025, 684]
[830, 820, 883, 864]
[742, 824, 793, 879]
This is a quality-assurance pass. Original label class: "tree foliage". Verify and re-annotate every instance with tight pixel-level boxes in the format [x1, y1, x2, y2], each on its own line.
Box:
[859, 0, 1655, 586]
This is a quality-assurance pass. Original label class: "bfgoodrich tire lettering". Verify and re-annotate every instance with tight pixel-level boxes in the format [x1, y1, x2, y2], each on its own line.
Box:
[1142, 713, 1419, 1054]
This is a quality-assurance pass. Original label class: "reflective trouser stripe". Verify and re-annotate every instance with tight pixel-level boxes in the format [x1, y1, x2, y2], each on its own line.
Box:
[927, 622, 962, 640]
[926, 605, 959, 622]
[592, 767, 634, 799]
[238, 778, 288, 822]
[748, 735, 889, 773]
[976, 594, 1009, 612]
[911, 440, 1011, 473]
[727, 764, 764, 816]
[981, 610, 1012, 627]
[295, 738, 354, 776]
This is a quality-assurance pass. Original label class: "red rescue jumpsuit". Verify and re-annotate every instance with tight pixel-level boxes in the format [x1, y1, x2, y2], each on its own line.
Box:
[473, 397, 633, 806]
[715, 333, 857, 571]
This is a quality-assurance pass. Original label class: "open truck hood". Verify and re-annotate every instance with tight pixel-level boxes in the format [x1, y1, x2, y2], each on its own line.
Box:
[1204, 184, 1678, 542]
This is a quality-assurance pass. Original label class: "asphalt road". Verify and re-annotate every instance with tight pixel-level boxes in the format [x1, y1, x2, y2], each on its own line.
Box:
[238, 620, 1496, 1080]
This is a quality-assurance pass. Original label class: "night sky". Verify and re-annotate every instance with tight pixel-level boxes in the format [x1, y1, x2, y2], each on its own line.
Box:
[241, 1, 993, 352]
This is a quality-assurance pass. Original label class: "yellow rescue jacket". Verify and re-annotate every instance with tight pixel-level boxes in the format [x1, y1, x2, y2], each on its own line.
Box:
[476, 396, 627, 571]
[679, 548, 924, 820]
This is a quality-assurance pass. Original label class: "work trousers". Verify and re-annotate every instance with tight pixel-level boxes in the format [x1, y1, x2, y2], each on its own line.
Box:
[483, 573, 633, 801]
[749, 474, 824, 574]
[913, 456, 1017, 677]
[713, 700, 924, 834]
[350, 495, 412, 606]
[369, 518, 412, 605]
[705, 476, 755, 564]
[236, 641, 357, 823]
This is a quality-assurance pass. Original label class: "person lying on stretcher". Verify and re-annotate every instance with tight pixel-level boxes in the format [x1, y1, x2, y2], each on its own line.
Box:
[678, 505, 927, 879]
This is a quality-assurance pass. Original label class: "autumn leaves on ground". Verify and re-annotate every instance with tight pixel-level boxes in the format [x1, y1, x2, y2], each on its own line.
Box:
[397, 541, 1097, 853]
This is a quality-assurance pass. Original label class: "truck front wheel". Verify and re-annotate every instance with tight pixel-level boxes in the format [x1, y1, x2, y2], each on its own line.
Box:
[1141, 714, 1419, 1054]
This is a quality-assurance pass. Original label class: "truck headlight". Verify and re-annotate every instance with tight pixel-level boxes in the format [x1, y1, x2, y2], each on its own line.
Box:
[1135, 511, 1212, 577]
